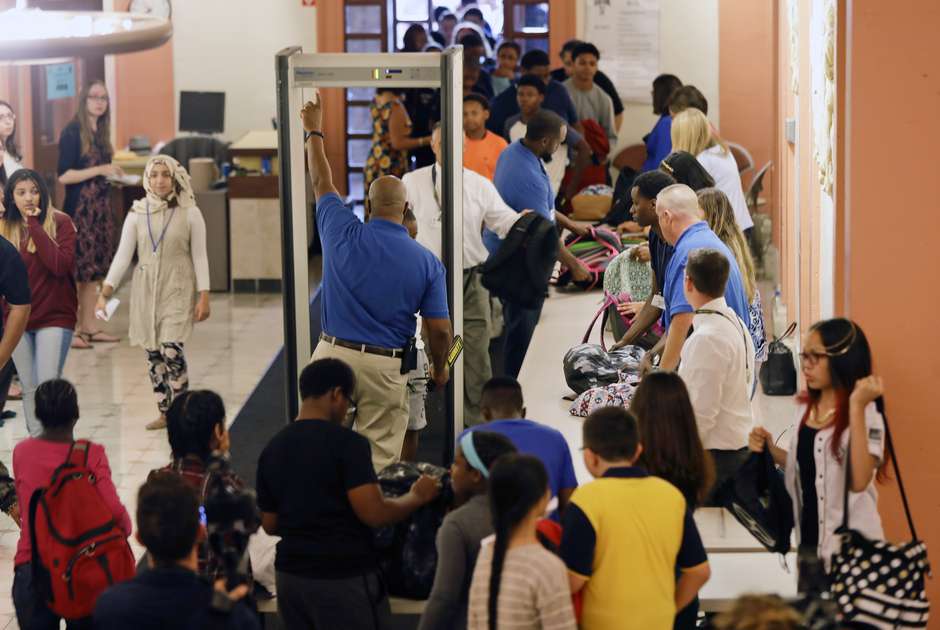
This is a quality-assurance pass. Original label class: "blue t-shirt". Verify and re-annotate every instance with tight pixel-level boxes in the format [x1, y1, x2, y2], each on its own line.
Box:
[661, 221, 748, 329]
[316, 193, 449, 348]
[641, 114, 672, 173]
[487, 79, 579, 137]
[484, 140, 555, 254]
[460, 419, 578, 499]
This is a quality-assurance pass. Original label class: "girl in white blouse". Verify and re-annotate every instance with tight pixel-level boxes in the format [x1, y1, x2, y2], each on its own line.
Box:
[749, 318, 886, 569]
[97, 156, 210, 430]
[0, 100, 23, 188]
[671, 108, 754, 235]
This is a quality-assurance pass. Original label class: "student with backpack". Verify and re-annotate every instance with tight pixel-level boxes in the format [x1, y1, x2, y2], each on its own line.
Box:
[419, 431, 517, 630]
[468, 454, 576, 629]
[559, 407, 710, 630]
[150, 389, 249, 582]
[12, 379, 132, 629]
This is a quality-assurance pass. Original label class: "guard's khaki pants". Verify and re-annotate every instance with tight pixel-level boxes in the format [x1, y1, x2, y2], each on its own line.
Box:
[312, 341, 408, 472]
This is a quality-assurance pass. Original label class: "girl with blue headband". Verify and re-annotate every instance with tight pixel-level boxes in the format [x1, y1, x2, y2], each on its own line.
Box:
[419, 431, 516, 630]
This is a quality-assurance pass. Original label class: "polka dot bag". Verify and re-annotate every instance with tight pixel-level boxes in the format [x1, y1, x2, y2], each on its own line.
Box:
[829, 408, 930, 629]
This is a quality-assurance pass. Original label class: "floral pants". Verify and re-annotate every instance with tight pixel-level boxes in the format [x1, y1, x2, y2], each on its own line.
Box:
[146, 342, 189, 414]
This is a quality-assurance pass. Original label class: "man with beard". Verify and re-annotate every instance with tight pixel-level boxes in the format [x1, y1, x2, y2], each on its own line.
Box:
[486, 109, 590, 378]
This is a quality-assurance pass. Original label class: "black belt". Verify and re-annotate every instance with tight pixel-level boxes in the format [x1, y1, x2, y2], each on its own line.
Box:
[320, 333, 404, 358]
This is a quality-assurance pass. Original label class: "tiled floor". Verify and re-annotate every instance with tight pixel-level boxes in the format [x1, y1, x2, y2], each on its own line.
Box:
[0, 287, 284, 629]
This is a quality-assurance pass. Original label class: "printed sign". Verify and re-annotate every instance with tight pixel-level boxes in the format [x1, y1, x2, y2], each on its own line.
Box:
[45, 63, 76, 101]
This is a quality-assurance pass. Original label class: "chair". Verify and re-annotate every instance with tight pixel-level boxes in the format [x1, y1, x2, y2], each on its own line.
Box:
[612, 143, 647, 173]
[727, 141, 754, 176]
[159, 136, 230, 170]
[746, 161, 772, 210]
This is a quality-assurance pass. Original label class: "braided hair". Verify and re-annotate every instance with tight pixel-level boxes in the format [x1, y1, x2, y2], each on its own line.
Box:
[165, 390, 226, 462]
[34, 379, 79, 429]
[487, 454, 548, 630]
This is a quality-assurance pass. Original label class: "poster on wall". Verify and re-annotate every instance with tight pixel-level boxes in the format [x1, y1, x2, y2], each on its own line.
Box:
[45, 63, 75, 101]
[584, 0, 660, 103]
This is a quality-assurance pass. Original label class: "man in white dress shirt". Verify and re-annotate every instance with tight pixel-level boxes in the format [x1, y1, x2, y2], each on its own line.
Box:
[677, 248, 755, 504]
[402, 124, 522, 425]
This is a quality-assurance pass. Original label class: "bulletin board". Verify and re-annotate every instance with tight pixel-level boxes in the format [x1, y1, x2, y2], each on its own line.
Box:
[584, 0, 660, 103]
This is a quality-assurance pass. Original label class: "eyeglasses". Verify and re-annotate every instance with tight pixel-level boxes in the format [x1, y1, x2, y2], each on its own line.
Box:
[798, 351, 828, 367]
[0, 112, 14, 122]
[86, 95, 109, 103]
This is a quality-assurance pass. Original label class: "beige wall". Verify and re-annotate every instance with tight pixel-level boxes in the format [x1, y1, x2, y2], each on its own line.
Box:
[171, 0, 318, 143]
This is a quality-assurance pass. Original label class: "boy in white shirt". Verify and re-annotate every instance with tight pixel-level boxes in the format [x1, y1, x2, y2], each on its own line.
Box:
[678, 248, 755, 504]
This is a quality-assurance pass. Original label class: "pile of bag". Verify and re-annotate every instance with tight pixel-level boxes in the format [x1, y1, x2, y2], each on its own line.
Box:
[374, 462, 453, 599]
[556, 226, 622, 291]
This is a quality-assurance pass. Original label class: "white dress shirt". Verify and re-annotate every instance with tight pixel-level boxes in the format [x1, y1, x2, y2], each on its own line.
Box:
[678, 296, 756, 450]
[783, 402, 885, 568]
[2, 152, 22, 180]
[696, 145, 754, 231]
[402, 165, 519, 268]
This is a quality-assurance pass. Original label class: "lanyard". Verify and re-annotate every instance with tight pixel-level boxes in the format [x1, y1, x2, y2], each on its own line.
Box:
[695, 307, 752, 379]
[145, 201, 177, 254]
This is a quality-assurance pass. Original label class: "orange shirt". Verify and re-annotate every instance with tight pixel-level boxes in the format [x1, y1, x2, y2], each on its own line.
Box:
[464, 131, 508, 181]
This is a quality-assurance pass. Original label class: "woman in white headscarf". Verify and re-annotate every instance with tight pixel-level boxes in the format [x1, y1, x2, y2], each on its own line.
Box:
[98, 156, 210, 430]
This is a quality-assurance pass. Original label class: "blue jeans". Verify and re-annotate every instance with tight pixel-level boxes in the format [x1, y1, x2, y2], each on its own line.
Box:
[13, 563, 92, 630]
[11, 328, 72, 436]
[501, 297, 544, 379]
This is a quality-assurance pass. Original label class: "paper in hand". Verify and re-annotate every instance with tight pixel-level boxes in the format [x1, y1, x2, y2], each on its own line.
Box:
[95, 298, 121, 322]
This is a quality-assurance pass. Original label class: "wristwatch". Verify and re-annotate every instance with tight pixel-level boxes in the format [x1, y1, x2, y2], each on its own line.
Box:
[305, 130, 325, 142]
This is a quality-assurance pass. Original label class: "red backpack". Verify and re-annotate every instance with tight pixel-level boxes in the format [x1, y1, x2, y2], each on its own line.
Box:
[28, 440, 135, 619]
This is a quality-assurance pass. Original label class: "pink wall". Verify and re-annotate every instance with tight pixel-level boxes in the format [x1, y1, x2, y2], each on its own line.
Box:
[113, 0, 175, 150]
[842, 0, 940, 618]
[718, 0, 777, 225]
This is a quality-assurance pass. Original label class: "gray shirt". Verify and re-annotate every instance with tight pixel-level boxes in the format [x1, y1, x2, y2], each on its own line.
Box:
[563, 78, 618, 142]
[418, 494, 492, 630]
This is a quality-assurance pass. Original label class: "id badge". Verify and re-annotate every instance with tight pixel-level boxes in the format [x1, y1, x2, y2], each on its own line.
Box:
[651, 293, 666, 309]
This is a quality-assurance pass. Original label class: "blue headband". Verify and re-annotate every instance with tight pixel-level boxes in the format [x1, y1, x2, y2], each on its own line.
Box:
[459, 432, 489, 479]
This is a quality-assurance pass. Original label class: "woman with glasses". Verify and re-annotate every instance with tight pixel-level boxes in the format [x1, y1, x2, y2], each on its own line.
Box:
[748, 318, 888, 569]
[57, 80, 125, 349]
[0, 100, 22, 188]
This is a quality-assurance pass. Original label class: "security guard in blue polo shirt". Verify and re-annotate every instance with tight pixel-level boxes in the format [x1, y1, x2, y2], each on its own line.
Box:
[302, 97, 454, 472]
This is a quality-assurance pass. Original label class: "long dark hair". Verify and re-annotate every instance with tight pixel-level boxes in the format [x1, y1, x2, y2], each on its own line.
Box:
[800, 318, 889, 479]
[652, 74, 682, 115]
[660, 151, 715, 191]
[0, 100, 22, 169]
[166, 390, 226, 462]
[487, 454, 548, 630]
[401, 23, 427, 52]
[1, 169, 56, 253]
[631, 371, 715, 507]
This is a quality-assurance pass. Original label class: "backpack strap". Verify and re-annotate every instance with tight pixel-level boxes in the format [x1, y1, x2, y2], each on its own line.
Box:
[28, 488, 52, 600]
[65, 440, 92, 468]
[582, 291, 620, 349]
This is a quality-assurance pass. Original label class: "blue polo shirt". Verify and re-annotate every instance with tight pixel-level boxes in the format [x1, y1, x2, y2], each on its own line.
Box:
[661, 221, 748, 329]
[316, 193, 449, 348]
[641, 114, 673, 173]
[459, 419, 578, 499]
[484, 140, 555, 254]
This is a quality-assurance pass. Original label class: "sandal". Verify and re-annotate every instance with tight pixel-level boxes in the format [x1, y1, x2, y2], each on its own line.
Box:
[82, 330, 121, 343]
[146, 415, 167, 430]
[71, 333, 92, 349]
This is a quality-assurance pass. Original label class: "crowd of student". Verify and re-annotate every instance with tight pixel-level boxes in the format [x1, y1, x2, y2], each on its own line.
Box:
[0, 9, 898, 629]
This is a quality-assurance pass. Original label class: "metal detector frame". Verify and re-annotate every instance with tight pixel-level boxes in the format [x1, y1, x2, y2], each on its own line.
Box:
[275, 48, 464, 462]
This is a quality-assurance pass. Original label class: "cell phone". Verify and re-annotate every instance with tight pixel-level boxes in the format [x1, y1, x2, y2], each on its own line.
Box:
[446, 335, 464, 368]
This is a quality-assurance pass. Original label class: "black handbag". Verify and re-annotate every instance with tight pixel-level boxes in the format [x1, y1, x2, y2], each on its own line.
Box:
[759, 322, 798, 396]
[718, 448, 794, 555]
[829, 402, 930, 628]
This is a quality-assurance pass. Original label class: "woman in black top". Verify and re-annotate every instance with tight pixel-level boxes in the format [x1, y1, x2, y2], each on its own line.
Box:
[57, 80, 124, 348]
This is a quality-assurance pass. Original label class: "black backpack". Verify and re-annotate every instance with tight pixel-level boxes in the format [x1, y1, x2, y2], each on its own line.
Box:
[482, 213, 559, 309]
[717, 449, 794, 555]
[759, 322, 798, 396]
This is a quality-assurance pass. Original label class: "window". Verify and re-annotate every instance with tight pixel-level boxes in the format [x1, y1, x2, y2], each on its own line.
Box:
[503, 1, 549, 53]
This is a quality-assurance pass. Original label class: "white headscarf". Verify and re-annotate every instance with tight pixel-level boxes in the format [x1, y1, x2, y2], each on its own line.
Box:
[133, 155, 196, 214]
